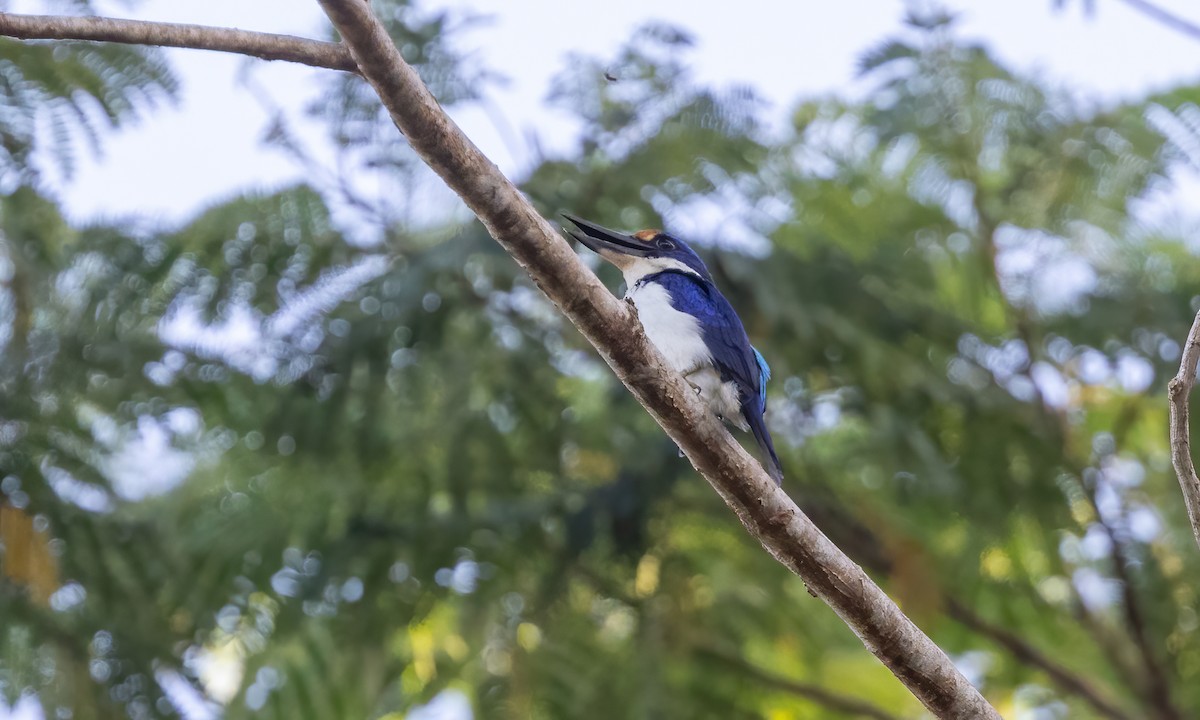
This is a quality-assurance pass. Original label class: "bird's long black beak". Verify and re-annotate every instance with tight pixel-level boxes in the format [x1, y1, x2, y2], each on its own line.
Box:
[562, 214, 652, 258]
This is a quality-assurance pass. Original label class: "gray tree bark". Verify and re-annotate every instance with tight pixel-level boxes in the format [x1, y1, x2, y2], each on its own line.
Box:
[0, 12, 356, 71]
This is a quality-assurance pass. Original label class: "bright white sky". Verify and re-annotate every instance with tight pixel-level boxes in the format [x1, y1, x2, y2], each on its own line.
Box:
[18, 0, 1200, 226]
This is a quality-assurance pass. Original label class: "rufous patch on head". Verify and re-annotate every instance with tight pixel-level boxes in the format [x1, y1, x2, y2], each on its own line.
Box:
[633, 229, 661, 242]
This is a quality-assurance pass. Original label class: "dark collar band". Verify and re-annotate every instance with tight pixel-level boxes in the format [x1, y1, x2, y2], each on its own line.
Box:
[633, 268, 699, 291]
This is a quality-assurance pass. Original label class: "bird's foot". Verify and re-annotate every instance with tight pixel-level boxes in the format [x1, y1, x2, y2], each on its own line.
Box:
[682, 368, 705, 397]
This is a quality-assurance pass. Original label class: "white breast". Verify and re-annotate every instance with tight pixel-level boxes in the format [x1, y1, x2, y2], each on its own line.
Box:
[626, 282, 711, 376]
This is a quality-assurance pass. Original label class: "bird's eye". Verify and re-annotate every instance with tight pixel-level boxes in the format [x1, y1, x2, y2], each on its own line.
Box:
[656, 239, 675, 250]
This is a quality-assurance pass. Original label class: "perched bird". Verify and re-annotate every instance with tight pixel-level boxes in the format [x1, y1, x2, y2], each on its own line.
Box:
[563, 214, 783, 484]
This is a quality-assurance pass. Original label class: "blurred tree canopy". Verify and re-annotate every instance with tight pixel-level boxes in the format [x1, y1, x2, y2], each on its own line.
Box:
[2, 2, 1200, 719]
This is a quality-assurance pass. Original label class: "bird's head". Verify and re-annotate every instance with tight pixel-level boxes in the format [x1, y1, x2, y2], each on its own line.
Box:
[563, 214, 711, 284]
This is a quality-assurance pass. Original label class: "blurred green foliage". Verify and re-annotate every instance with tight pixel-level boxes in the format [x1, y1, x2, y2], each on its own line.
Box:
[2, 3, 1200, 719]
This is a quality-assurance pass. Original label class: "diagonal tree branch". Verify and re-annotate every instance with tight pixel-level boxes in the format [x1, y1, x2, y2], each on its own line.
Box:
[0, 12, 356, 72]
[1168, 308, 1200, 551]
[312, 0, 997, 717]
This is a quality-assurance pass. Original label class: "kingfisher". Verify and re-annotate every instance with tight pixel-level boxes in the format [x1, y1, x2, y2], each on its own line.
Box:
[563, 214, 784, 484]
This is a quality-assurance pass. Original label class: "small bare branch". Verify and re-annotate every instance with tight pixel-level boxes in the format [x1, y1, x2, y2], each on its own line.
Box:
[1168, 308, 1200, 551]
[0, 12, 356, 72]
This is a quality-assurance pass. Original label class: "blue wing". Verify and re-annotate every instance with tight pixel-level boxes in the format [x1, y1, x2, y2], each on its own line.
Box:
[651, 272, 761, 401]
[652, 271, 783, 483]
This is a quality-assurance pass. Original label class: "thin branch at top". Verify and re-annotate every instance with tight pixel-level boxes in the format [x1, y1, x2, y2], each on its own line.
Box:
[1115, 0, 1200, 42]
[313, 0, 997, 717]
[0, 12, 357, 73]
[1168, 308, 1200, 551]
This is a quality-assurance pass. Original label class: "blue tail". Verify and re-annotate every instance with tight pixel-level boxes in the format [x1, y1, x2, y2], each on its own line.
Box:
[746, 403, 783, 485]
[747, 347, 782, 484]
